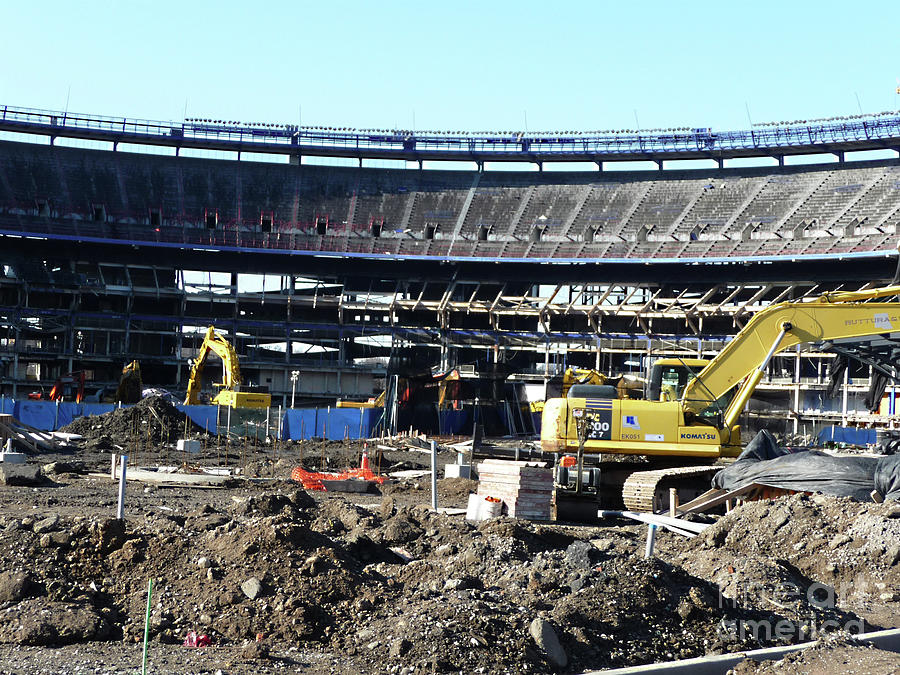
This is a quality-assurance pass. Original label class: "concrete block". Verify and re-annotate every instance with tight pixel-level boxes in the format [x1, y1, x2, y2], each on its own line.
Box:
[0, 452, 26, 464]
[444, 463, 472, 479]
[0, 465, 41, 486]
[176, 439, 201, 454]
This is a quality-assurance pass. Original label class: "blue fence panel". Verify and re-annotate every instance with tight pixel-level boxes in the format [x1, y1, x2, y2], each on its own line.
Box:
[438, 409, 472, 435]
[281, 409, 318, 441]
[324, 408, 367, 441]
[12, 400, 58, 430]
[361, 408, 380, 438]
[55, 402, 82, 429]
[4, 400, 383, 439]
[817, 425, 876, 446]
[281, 407, 380, 441]
[82, 403, 117, 418]
[177, 405, 219, 435]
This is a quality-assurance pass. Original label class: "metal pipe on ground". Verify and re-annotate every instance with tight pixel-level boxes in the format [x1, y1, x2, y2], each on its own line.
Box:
[589, 628, 900, 675]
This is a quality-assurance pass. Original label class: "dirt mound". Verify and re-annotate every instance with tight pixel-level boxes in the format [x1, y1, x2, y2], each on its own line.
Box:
[382, 477, 477, 508]
[4, 477, 900, 674]
[671, 493, 900, 629]
[61, 395, 202, 445]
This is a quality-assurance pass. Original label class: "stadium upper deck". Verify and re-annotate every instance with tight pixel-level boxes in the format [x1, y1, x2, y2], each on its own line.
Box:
[3, 104, 900, 166]
[1, 103, 899, 281]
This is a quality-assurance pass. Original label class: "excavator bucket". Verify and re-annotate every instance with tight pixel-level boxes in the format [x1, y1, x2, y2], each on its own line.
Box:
[115, 360, 142, 404]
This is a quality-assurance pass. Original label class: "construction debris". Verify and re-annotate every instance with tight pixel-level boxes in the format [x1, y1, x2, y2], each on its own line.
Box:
[600, 510, 711, 538]
[61, 396, 203, 445]
[0, 414, 68, 453]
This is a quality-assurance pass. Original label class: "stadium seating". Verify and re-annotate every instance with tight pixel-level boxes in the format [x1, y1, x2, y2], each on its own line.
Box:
[0, 139, 898, 261]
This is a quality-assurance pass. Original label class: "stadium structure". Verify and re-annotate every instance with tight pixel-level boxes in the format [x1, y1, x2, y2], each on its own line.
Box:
[2, 104, 900, 435]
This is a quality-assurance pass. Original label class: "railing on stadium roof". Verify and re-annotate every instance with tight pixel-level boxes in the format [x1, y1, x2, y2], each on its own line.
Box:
[3, 104, 900, 165]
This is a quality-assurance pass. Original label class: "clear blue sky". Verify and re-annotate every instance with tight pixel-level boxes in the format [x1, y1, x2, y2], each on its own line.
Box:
[2, 1, 900, 134]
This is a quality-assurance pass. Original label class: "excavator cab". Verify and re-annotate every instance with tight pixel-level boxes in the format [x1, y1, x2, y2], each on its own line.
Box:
[647, 358, 709, 402]
[648, 358, 738, 427]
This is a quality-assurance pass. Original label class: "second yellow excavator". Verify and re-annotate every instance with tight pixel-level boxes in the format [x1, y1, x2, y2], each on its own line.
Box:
[184, 326, 271, 409]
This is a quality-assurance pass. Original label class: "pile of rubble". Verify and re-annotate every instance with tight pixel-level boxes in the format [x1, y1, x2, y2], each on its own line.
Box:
[669, 493, 900, 629]
[60, 396, 202, 447]
[2, 428, 900, 673]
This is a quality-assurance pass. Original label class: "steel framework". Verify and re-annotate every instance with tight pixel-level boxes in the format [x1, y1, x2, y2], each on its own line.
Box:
[3, 104, 900, 166]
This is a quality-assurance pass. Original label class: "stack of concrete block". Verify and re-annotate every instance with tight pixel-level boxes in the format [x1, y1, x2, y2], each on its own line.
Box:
[476, 459, 553, 521]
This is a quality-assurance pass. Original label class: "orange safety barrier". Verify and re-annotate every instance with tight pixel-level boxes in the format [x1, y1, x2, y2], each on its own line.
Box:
[290, 457, 386, 492]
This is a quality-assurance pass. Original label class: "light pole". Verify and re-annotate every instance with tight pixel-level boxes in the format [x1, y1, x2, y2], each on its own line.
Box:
[290, 370, 300, 408]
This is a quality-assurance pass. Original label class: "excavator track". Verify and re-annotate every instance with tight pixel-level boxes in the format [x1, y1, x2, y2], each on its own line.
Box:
[622, 465, 721, 513]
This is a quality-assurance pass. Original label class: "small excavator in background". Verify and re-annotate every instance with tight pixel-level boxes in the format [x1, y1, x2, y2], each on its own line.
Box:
[531, 367, 637, 415]
[183, 326, 271, 409]
[114, 360, 143, 404]
[335, 390, 386, 409]
[27, 371, 87, 403]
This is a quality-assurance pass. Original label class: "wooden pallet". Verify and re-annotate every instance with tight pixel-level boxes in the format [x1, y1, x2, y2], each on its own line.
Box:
[0, 414, 64, 453]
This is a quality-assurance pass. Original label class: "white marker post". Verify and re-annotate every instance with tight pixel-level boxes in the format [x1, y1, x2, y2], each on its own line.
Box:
[430, 440, 438, 511]
[117, 455, 128, 520]
[644, 523, 657, 558]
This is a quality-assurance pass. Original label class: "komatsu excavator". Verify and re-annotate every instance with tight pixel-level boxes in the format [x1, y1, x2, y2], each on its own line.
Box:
[183, 326, 271, 409]
[542, 283, 900, 513]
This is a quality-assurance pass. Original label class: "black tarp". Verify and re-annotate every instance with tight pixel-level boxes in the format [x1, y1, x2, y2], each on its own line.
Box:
[712, 430, 879, 501]
[875, 455, 900, 501]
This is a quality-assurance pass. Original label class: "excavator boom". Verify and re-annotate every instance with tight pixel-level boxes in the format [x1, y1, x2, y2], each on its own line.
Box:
[682, 284, 900, 423]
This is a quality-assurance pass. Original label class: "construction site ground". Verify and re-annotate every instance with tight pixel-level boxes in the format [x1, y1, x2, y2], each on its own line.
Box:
[1, 401, 899, 673]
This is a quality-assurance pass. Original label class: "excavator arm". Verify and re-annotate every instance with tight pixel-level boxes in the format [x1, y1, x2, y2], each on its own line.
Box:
[681, 284, 900, 428]
[183, 326, 243, 406]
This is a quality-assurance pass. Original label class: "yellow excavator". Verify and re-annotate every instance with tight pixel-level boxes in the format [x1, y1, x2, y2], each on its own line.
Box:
[542, 283, 900, 512]
[184, 326, 271, 409]
[532, 367, 644, 414]
[336, 391, 386, 409]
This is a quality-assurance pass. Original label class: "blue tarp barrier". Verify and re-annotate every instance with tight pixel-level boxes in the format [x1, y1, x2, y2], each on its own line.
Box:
[438, 409, 471, 435]
[323, 408, 375, 440]
[82, 403, 117, 419]
[817, 425, 876, 446]
[1, 399, 387, 441]
[177, 405, 219, 434]
[281, 407, 380, 441]
[12, 400, 58, 431]
[55, 403, 79, 429]
[1, 398, 223, 435]
[281, 409, 318, 440]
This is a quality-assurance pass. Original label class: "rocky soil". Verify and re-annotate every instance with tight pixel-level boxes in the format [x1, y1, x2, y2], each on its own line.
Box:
[1, 428, 900, 672]
[665, 492, 900, 631]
